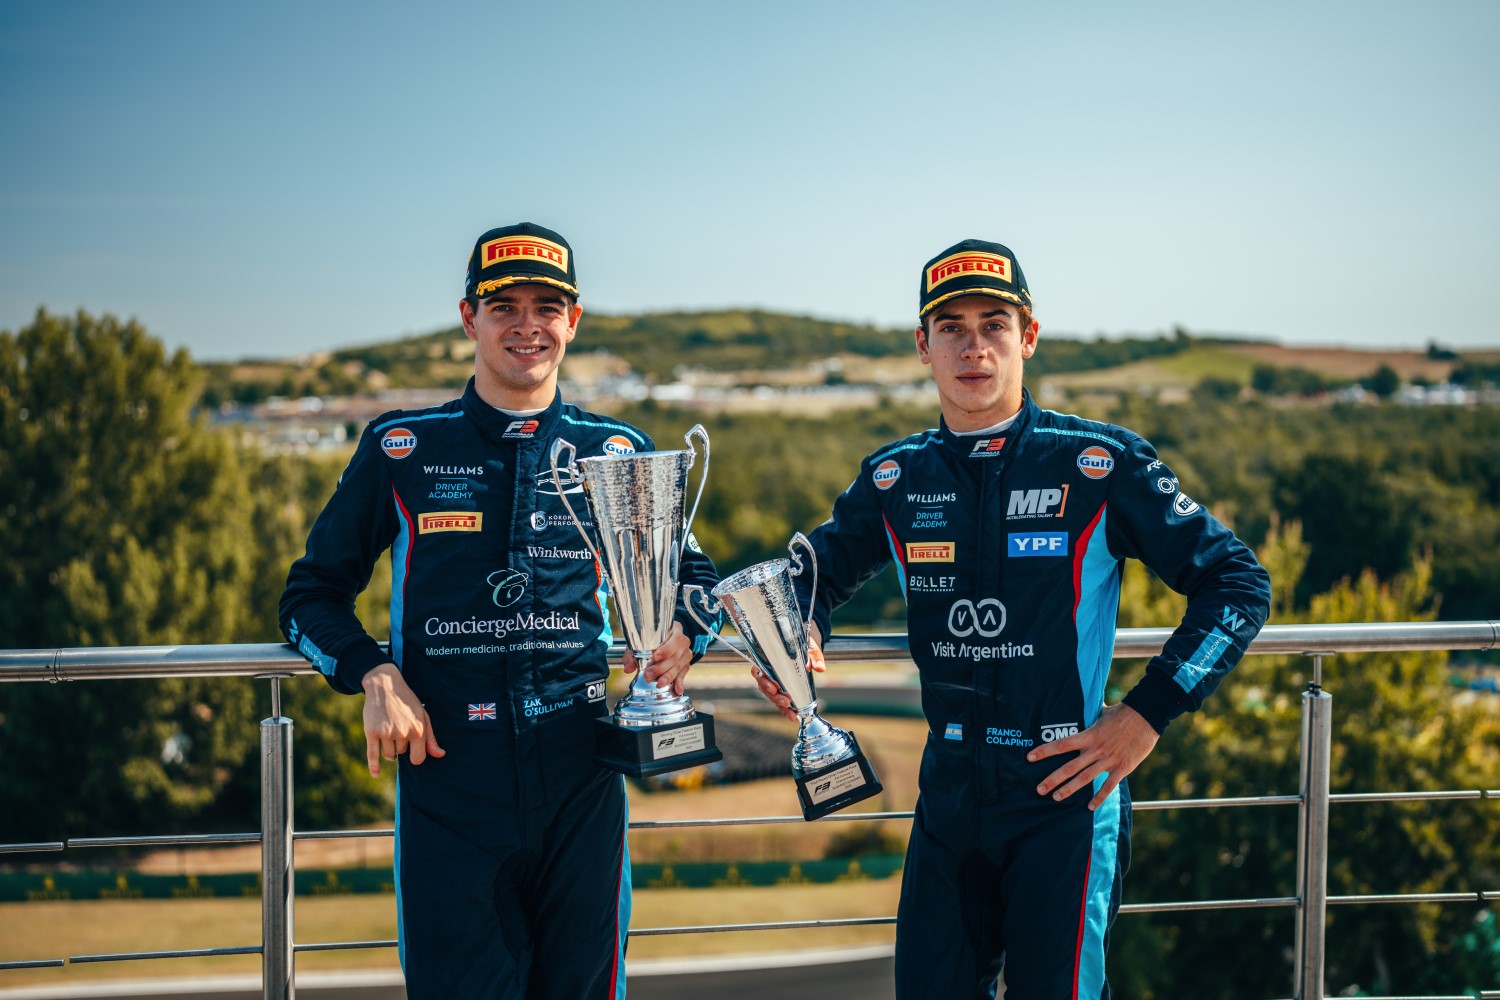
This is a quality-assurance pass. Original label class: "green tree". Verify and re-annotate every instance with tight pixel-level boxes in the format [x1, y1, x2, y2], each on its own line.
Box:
[1110, 522, 1500, 997]
[0, 310, 388, 838]
[1364, 363, 1401, 399]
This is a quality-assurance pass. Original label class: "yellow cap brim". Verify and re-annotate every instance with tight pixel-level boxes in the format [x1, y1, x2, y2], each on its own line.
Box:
[474, 275, 579, 299]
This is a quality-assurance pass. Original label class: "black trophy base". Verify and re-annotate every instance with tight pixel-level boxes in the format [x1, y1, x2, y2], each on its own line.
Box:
[795, 732, 883, 821]
[594, 712, 723, 779]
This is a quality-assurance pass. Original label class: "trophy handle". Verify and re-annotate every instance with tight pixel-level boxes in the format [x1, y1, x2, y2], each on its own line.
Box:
[682, 585, 762, 671]
[548, 437, 604, 566]
[787, 531, 819, 637]
[681, 424, 711, 553]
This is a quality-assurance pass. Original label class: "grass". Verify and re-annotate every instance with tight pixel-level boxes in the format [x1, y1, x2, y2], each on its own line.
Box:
[0, 882, 901, 991]
[0, 713, 928, 992]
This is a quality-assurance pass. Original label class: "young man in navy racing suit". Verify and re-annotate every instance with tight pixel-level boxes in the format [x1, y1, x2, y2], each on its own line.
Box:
[754, 238, 1271, 998]
[280, 223, 720, 1000]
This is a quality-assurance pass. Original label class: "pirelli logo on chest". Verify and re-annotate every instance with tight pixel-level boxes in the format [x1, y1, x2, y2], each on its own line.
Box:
[419, 512, 483, 534]
[480, 235, 569, 273]
[926, 250, 1014, 292]
[906, 541, 955, 562]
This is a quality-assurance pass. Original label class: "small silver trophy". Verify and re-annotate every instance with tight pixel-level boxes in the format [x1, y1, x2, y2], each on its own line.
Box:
[549, 425, 722, 778]
[685, 533, 882, 820]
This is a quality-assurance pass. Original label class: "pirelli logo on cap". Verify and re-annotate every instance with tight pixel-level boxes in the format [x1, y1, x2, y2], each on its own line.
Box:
[418, 512, 483, 534]
[480, 235, 569, 274]
[906, 541, 955, 563]
[926, 251, 1014, 292]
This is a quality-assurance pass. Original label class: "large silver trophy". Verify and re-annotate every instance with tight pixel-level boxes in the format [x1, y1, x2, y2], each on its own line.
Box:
[685, 533, 882, 820]
[549, 425, 722, 778]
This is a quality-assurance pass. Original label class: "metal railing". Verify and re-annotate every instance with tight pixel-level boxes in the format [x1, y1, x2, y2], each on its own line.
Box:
[2, 620, 1498, 1000]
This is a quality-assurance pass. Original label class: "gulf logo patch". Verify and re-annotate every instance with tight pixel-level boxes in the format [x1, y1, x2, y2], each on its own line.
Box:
[873, 460, 901, 490]
[381, 428, 417, 459]
[1076, 446, 1114, 479]
[602, 435, 636, 457]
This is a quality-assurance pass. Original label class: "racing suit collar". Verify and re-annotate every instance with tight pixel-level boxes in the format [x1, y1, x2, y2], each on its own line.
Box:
[937, 388, 1038, 460]
[460, 377, 564, 444]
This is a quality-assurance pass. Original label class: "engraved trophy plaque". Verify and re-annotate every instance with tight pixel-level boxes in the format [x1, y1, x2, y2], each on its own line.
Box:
[684, 533, 882, 819]
[549, 425, 722, 778]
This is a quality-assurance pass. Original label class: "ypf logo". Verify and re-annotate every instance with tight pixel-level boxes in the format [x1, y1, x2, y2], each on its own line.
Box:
[873, 460, 901, 490]
[947, 598, 1006, 638]
[602, 435, 636, 457]
[1076, 446, 1114, 479]
[381, 428, 417, 459]
[486, 569, 529, 608]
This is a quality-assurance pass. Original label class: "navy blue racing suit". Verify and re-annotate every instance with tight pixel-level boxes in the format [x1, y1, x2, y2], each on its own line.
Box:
[797, 391, 1270, 999]
[280, 379, 719, 1000]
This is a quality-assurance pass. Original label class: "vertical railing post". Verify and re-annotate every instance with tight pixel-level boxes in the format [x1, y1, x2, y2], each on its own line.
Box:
[1294, 654, 1331, 1000]
[260, 676, 295, 1000]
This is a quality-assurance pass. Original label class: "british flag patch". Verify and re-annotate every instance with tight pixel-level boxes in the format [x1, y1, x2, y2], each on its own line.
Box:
[468, 703, 497, 721]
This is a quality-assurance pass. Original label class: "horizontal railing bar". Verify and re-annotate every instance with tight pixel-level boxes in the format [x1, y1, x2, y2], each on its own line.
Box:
[19, 787, 1498, 854]
[0, 842, 64, 854]
[1133, 795, 1300, 811]
[630, 810, 914, 830]
[68, 833, 260, 849]
[3, 620, 1494, 682]
[1120, 896, 1299, 914]
[69, 945, 261, 963]
[1330, 890, 1499, 905]
[630, 916, 897, 936]
[1329, 790, 1496, 804]
[295, 939, 397, 953]
[0, 959, 66, 970]
[294, 828, 393, 841]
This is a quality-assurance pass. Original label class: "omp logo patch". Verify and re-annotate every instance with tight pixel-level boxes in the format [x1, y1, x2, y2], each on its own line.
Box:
[873, 460, 901, 490]
[1077, 446, 1115, 479]
[926, 250, 1014, 292]
[418, 512, 482, 534]
[1040, 722, 1079, 743]
[381, 428, 417, 459]
[480, 235, 569, 273]
[906, 542, 955, 562]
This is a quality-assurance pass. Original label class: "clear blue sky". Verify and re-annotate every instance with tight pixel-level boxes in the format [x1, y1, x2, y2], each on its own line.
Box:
[3, 1, 1497, 360]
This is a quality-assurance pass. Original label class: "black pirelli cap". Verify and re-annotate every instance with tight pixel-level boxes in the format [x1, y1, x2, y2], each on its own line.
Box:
[465, 222, 578, 300]
[919, 238, 1031, 318]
